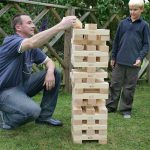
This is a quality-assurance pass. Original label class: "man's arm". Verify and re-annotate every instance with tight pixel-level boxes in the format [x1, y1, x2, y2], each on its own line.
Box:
[21, 16, 76, 52]
[43, 57, 56, 90]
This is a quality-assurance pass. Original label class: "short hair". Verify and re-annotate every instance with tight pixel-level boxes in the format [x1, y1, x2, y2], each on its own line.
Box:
[11, 13, 27, 32]
[128, 0, 144, 8]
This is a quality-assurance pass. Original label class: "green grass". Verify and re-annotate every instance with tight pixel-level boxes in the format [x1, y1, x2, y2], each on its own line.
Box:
[0, 83, 150, 150]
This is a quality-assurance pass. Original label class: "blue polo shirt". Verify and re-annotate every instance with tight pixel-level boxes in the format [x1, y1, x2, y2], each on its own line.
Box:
[112, 17, 150, 66]
[0, 34, 47, 90]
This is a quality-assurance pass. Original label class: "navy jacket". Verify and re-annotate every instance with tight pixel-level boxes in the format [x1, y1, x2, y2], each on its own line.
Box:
[0, 34, 47, 90]
[112, 17, 150, 66]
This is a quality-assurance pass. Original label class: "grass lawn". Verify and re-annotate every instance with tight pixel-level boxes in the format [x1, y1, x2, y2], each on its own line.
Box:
[0, 82, 149, 150]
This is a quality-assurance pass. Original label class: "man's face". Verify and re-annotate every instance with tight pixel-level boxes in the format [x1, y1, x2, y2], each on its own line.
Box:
[16, 15, 35, 37]
[129, 5, 143, 21]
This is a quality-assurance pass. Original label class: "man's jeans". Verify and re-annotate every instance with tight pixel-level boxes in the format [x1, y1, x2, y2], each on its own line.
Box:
[106, 64, 140, 114]
[0, 69, 61, 128]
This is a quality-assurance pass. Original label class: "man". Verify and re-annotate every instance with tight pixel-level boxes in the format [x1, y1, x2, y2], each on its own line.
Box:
[0, 14, 76, 129]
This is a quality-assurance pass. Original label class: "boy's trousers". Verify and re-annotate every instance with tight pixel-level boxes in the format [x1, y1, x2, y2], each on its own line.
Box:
[106, 64, 140, 114]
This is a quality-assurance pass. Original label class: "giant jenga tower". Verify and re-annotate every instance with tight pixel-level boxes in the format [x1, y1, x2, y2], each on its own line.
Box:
[70, 22, 110, 144]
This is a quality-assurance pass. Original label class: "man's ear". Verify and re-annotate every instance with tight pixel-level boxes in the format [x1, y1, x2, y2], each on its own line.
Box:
[15, 24, 21, 32]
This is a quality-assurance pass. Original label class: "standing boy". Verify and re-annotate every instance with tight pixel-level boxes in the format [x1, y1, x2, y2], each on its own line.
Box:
[106, 0, 150, 118]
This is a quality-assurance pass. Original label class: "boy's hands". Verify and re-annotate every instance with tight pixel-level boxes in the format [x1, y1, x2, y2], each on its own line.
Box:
[133, 59, 141, 67]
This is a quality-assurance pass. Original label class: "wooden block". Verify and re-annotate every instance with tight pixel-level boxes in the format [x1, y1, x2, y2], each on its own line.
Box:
[100, 56, 109, 62]
[85, 24, 97, 30]
[71, 61, 108, 68]
[73, 82, 109, 89]
[73, 93, 108, 101]
[71, 119, 107, 126]
[88, 99, 97, 105]
[72, 99, 85, 106]
[86, 45, 96, 51]
[72, 51, 108, 57]
[86, 106, 95, 114]
[71, 119, 82, 125]
[71, 69, 108, 79]
[100, 89, 109, 94]
[96, 99, 106, 106]
[73, 18, 82, 29]
[86, 67, 96, 73]
[100, 35, 110, 41]
[72, 44, 84, 51]
[72, 34, 84, 40]
[87, 129, 95, 135]
[72, 134, 107, 144]
[72, 106, 82, 115]
[73, 29, 110, 36]
[97, 45, 109, 52]
[72, 113, 107, 120]
[71, 38, 105, 45]
[85, 34, 97, 41]
[87, 119, 95, 125]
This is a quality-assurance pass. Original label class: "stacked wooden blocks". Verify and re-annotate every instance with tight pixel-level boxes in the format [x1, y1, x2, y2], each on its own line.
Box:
[70, 23, 110, 144]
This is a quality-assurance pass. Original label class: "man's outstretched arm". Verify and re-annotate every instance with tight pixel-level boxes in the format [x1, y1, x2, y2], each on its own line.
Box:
[21, 16, 76, 52]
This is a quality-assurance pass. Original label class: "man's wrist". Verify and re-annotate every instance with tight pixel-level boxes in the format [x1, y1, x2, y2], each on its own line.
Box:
[47, 68, 54, 73]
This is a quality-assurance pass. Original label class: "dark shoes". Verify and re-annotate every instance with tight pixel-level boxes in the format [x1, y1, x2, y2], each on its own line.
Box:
[35, 118, 63, 127]
[0, 123, 12, 130]
[106, 107, 116, 113]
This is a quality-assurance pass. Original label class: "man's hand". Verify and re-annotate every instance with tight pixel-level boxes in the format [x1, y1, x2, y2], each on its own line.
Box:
[58, 16, 77, 30]
[110, 60, 115, 68]
[43, 70, 55, 91]
[133, 59, 141, 67]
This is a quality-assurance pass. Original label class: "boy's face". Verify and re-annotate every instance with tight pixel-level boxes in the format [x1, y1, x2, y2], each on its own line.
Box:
[129, 5, 143, 21]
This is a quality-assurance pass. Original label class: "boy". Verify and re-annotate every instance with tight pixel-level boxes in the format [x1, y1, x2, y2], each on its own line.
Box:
[106, 0, 150, 118]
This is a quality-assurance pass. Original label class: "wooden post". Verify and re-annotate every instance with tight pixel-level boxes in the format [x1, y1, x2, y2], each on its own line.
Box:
[64, 7, 75, 93]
